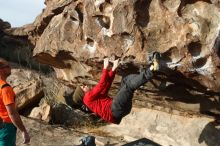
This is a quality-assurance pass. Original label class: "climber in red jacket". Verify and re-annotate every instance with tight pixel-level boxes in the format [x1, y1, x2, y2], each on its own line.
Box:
[72, 57, 159, 124]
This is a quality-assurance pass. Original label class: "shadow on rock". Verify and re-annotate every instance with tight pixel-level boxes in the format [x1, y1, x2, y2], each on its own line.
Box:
[122, 138, 161, 146]
[198, 120, 220, 146]
[158, 82, 220, 117]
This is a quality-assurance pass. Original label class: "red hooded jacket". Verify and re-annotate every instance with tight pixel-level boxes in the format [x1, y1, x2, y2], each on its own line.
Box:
[83, 69, 116, 123]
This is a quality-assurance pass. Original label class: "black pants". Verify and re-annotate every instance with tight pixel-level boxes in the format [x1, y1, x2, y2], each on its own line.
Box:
[111, 68, 153, 124]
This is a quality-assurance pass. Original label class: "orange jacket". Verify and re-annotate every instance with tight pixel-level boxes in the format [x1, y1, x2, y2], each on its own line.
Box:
[0, 80, 15, 123]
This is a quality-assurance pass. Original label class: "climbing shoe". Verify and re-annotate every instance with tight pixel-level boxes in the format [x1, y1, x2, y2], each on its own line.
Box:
[150, 59, 160, 71]
[148, 51, 161, 71]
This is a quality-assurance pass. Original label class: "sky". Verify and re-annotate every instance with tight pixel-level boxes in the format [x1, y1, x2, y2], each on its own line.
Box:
[0, 0, 45, 27]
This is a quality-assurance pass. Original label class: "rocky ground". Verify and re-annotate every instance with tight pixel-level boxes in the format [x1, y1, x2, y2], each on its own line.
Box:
[16, 108, 220, 146]
[16, 117, 125, 146]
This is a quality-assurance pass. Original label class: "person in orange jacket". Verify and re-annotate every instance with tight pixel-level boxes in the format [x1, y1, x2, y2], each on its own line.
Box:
[0, 58, 30, 146]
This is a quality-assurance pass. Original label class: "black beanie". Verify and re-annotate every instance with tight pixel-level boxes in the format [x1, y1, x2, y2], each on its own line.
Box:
[72, 86, 85, 106]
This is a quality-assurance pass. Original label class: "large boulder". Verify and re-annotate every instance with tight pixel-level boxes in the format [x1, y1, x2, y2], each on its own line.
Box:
[100, 107, 220, 146]
[7, 65, 44, 110]
[3, 0, 217, 120]
[28, 100, 51, 122]
[27, 0, 220, 93]
[0, 19, 10, 30]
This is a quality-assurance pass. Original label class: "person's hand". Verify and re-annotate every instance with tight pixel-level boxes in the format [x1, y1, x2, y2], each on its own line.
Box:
[112, 59, 120, 71]
[22, 131, 30, 144]
[103, 58, 109, 69]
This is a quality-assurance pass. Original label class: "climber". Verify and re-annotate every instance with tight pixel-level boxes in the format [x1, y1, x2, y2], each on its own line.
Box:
[0, 58, 30, 146]
[71, 53, 160, 124]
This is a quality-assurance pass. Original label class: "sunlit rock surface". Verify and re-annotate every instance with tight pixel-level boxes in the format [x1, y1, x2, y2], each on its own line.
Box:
[100, 108, 220, 146]
[17, 0, 220, 93]
[7, 66, 43, 110]
[11, 0, 219, 117]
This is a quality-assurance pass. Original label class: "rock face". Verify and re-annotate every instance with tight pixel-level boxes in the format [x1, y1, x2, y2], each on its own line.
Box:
[29, 100, 51, 122]
[1, 0, 219, 124]
[0, 19, 10, 30]
[20, 0, 220, 93]
[7, 66, 44, 110]
[12, 0, 219, 117]
[17, 108, 220, 146]
[100, 107, 220, 146]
